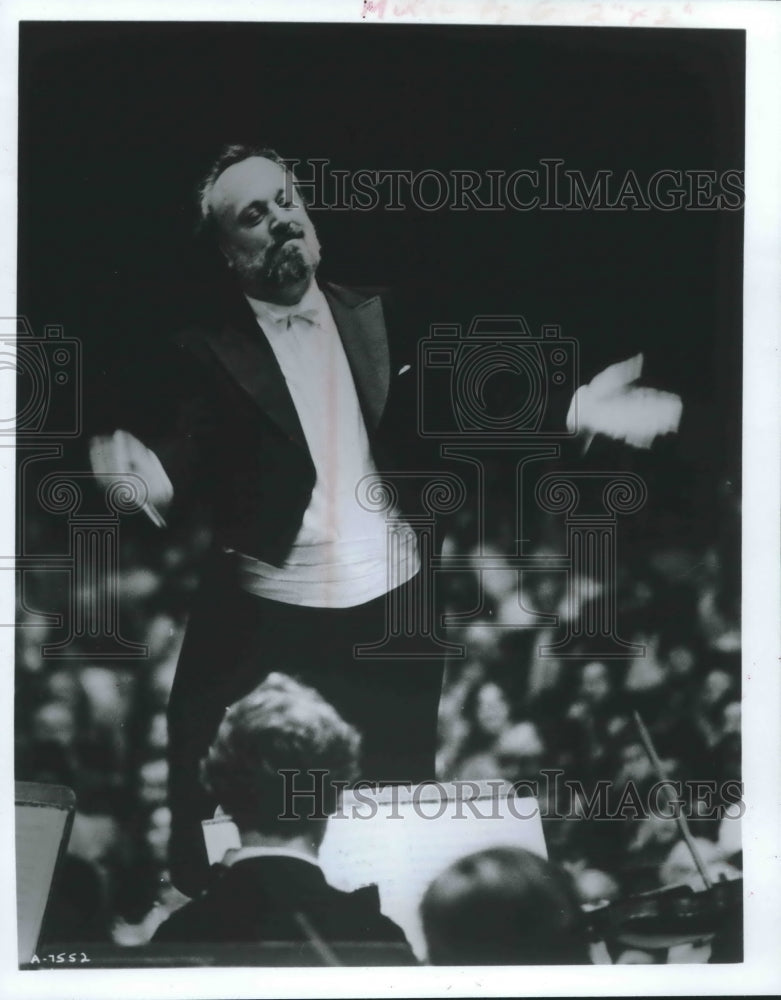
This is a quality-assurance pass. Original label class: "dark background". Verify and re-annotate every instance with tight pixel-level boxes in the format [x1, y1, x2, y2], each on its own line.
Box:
[18, 21, 744, 509]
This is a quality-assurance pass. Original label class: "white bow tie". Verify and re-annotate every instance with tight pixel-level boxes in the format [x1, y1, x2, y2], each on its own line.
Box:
[267, 306, 320, 330]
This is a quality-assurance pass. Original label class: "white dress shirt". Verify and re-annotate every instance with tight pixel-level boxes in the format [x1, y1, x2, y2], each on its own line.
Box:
[232, 281, 419, 608]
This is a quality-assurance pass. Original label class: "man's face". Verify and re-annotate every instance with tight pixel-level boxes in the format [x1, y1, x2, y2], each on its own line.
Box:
[208, 156, 321, 304]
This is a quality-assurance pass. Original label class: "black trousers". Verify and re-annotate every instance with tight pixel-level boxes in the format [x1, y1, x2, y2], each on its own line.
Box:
[167, 553, 444, 897]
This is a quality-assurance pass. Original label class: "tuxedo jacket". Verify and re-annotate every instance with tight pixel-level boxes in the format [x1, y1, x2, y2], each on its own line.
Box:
[152, 856, 415, 958]
[151, 281, 436, 567]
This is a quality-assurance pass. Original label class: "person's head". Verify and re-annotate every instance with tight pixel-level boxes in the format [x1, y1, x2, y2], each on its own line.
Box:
[628, 812, 680, 854]
[699, 668, 734, 711]
[611, 725, 683, 790]
[721, 699, 741, 736]
[421, 847, 589, 965]
[525, 550, 566, 615]
[146, 806, 172, 865]
[197, 144, 321, 304]
[494, 721, 545, 784]
[572, 868, 621, 907]
[614, 738, 654, 786]
[472, 681, 511, 738]
[138, 757, 169, 808]
[31, 700, 77, 748]
[200, 672, 360, 847]
[665, 642, 697, 681]
[578, 661, 611, 706]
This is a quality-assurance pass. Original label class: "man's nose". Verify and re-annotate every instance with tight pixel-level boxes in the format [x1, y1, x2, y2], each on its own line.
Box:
[267, 205, 286, 234]
[268, 201, 297, 233]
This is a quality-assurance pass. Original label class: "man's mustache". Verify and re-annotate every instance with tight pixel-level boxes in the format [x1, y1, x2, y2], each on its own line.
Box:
[271, 225, 306, 248]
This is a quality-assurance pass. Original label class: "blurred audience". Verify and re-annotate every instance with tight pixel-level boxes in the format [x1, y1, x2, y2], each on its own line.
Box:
[16, 473, 741, 960]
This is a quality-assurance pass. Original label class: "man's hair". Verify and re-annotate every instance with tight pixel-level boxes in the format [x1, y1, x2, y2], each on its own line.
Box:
[420, 847, 590, 965]
[200, 672, 361, 834]
[196, 143, 298, 236]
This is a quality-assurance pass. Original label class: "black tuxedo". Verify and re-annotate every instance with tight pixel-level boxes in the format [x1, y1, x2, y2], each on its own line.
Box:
[153, 282, 434, 563]
[158, 282, 446, 896]
[153, 856, 416, 964]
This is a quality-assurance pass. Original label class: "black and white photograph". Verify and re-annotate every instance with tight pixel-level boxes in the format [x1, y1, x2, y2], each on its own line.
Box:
[2, 1, 780, 996]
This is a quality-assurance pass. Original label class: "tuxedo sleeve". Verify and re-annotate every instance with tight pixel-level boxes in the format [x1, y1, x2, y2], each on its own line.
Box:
[102, 327, 222, 514]
[146, 333, 221, 505]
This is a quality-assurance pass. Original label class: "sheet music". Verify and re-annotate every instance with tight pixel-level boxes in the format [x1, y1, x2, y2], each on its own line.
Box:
[320, 787, 547, 960]
[15, 802, 69, 965]
[204, 783, 547, 960]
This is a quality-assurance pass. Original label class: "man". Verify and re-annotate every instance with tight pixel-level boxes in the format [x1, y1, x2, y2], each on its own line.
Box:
[91, 144, 448, 895]
[420, 846, 590, 965]
[90, 143, 682, 895]
[153, 672, 415, 962]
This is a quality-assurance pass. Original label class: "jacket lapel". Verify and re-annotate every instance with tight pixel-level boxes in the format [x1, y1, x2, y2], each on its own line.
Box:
[206, 297, 309, 450]
[324, 285, 391, 429]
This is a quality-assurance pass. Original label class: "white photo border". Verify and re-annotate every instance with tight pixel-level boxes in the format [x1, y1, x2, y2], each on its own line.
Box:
[1, 1, 779, 997]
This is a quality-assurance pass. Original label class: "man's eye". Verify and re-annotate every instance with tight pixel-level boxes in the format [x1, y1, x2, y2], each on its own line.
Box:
[243, 209, 265, 225]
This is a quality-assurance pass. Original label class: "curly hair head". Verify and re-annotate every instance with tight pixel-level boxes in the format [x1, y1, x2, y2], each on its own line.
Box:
[200, 672, 361, 835]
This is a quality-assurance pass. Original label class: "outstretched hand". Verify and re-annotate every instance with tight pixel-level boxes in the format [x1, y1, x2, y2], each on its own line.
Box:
[566, 353, 683, 450]
[88, 429, 173, 527]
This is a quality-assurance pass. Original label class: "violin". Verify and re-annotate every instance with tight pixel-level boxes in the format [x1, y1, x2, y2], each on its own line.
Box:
[584, 876, 742, 950]
[581, 712, 743, 953]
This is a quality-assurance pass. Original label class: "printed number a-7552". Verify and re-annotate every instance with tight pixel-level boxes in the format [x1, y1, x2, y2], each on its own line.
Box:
[29, 952, 90, 965]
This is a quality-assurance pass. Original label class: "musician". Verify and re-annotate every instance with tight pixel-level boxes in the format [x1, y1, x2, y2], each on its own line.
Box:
[153, 672, 415, 960]
[89, 143, 683, 896]
[420, 846, 590, 965]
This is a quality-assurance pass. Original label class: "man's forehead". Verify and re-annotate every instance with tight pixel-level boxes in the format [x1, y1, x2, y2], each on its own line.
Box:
[209, 156, 288, 216]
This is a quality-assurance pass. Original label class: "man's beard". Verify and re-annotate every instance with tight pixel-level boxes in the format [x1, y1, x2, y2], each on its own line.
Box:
[232, 240, 316, 299]
[266, 241, 311, 287]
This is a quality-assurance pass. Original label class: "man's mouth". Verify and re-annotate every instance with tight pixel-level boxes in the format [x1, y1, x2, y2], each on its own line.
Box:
[277, 233, 304, 248]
